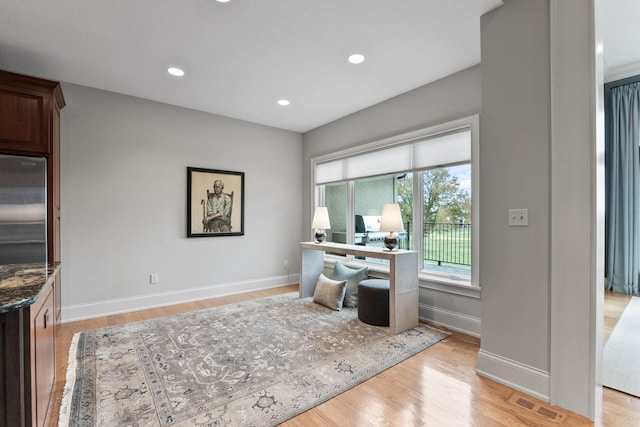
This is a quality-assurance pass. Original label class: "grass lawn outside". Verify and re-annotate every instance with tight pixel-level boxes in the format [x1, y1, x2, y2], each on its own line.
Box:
[423, 226, 471, 270]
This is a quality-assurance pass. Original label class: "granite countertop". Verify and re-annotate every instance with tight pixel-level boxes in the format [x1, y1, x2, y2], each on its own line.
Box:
[0, 262, 60, 314]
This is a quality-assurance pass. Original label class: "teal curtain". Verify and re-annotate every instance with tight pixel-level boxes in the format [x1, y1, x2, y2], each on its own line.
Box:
[607, 82, 640, 295]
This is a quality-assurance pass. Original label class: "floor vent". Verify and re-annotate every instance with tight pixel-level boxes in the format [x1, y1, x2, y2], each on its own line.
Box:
[508, 394, 566, 424]
[537, 406, 559, 419]
[516, 397, 536, 410]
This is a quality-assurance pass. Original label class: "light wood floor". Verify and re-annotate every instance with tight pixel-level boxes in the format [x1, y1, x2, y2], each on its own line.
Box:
[50, 286, 640, 426]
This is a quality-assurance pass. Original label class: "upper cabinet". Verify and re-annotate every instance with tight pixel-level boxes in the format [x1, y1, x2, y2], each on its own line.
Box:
[0, 70, 65, 263]
[0, 70, 65, 155]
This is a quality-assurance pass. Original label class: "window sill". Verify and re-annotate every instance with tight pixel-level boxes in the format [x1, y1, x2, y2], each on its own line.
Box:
[420, 273, 481, 299]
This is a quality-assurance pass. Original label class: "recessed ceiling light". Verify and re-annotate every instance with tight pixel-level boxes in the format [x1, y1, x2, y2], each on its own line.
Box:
[348, 53, 365, 64]
[167, 67, 185, 77]
[277, 99, 290, 106]
[216, 0, 230, 3]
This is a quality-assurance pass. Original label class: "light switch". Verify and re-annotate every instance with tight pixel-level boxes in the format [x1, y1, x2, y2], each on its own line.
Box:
[509, 209, 528, 226]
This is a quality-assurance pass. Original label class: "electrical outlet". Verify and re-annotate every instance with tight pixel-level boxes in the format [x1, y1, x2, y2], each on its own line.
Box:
[283, 259, 289, 269]
[508, 209, 528, 226]
[150, 273, 159, 284]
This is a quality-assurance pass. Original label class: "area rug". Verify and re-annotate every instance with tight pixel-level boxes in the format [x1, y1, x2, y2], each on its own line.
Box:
[603, 296, 640, 397]
[59, 292, 448, 426]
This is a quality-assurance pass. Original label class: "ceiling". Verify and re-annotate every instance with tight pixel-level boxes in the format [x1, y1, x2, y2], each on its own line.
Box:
[600, 0, 640, 81]
[0, 1, 638, 133]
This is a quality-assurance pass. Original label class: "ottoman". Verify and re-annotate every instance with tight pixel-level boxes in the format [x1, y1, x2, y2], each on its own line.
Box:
[357, 279, 390, 326]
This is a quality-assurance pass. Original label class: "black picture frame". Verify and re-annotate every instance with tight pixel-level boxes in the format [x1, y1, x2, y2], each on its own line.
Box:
[187, 167, 245, 237]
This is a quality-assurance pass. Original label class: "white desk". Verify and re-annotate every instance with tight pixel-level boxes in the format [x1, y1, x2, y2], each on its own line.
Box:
[300, 241, 419, 334]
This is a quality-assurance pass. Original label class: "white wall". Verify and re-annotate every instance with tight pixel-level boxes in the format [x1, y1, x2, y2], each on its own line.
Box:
[59, 83, 303, 320]
[303, 65, 483, 337]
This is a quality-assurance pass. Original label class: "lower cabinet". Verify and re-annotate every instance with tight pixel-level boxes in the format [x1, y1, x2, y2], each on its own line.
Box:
[0, 274, 57, 427]
[0, 307, 25, 426]
[29, 280, 56, 427]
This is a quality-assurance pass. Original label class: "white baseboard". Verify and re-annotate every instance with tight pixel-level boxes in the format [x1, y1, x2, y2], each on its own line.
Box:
[419, 303, 481, 337]
[476, 349, 550, 402]
[61, 273, 300, 323]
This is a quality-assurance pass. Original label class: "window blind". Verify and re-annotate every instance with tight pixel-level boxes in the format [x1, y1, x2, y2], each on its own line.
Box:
[315, 129, 471, 184]
[315, 159, 345, 185]
[345, 144, 412, 179]
[412, 130, 471, 169]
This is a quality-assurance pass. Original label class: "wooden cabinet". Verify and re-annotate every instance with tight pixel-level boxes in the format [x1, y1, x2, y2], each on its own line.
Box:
[0, 270, 59, 427]
[27, 280, 56, 427]
[0, 85, 47, 153]
[0, 307, 26, 426]
[0, 70, 64, 155]
[53, 268, 61, 325]
[0, 69, 65, 263]
[0, 70, 64, 427]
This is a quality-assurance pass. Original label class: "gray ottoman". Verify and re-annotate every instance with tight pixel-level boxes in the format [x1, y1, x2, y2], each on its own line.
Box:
[357, 279, 390, 326]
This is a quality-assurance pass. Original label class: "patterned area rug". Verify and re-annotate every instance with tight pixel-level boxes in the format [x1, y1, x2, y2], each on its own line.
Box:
[59, 292, 448, 426]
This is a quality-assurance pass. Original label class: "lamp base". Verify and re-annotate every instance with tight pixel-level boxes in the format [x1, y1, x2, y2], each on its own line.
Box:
[383, 233, 398, 251]
[314, 229, 326, 243]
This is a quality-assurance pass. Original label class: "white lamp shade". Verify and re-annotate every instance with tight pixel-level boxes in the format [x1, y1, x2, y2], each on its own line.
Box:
[312, 207, 331, 229]
[379, 204, 404, 232]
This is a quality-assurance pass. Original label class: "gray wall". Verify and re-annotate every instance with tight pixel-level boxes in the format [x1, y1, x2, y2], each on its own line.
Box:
[479, 0, 551, 371]
[60, 83, 303, 319]
[303, 65, 482, 236]
[478, 0, 601, 417]
[549, 0, 603, 417]
[56, 0, 600, 415]
[303, 1, 601, 416]
[303, 65, 483, 336]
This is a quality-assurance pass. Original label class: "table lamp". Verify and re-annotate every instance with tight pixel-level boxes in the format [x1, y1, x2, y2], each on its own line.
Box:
[380, 203, 404, 251]
[312, 207, 331, 243]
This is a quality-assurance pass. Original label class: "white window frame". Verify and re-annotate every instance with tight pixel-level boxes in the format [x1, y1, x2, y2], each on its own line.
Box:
[310, 115, 480, 294]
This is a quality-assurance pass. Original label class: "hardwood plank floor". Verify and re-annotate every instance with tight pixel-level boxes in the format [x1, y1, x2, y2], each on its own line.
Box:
[50, 286, 640, 426]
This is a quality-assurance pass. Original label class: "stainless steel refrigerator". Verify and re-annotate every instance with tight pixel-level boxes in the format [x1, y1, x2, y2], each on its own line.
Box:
[0, 153, 47, 264]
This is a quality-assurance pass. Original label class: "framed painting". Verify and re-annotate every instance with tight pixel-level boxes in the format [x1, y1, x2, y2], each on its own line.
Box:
[187, 167, 245, 237]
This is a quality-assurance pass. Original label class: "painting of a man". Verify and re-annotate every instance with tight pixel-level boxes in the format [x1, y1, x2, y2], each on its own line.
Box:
[188, 167, 244, 237]
[204, 179, 232, 232]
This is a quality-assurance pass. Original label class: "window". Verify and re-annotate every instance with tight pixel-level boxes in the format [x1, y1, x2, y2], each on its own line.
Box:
[312, 116, 479, 287]
[421, 164, 471, 278]
[321, 182, 348, 258]
[353, 174, 412, 264]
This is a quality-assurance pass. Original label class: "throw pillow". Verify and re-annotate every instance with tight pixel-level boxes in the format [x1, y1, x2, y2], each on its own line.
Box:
[332, 262, 368, 308]
[313, 274, 347, 311]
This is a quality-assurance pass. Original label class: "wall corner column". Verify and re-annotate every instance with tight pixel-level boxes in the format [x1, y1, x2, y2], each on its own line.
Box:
[549, 0, 604, 420]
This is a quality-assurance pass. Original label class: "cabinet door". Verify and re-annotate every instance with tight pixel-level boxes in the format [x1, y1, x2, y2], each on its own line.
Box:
[0, 85, 51, 154]
[32, 285, 55, 427]
[0, 310, 25, 427]
[54, 269, 61, 324]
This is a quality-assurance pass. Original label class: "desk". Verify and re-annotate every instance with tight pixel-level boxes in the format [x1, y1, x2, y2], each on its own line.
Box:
[300, 241, 419, 334]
